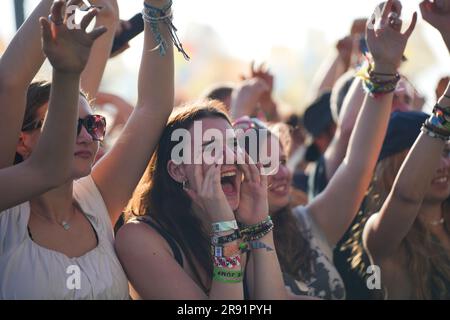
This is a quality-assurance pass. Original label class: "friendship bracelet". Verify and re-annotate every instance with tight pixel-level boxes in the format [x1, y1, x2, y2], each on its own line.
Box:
[142, 1, 190, 60]
[242, 224, 274, 242]
[213, 255, 241, 269]
[357, 64, 400, 98]
[212, 274, 243, 284]
[421, 125, 450, 141]
[211, 220, 238, 233]
[428, 104, 450, 133]
[238, 216, 272, 233]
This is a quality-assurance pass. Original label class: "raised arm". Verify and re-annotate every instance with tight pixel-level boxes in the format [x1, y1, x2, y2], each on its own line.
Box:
[0, 1, 107, 211]
[420, 0, 450, 51]
[307, 0, 417, 246]
[92, 0, 175, 225]
[323, 76, 365, 182]
[80, 0, 119, 98]
[364, 0, 450, 260]
[0, 0, 53, 169]
[310, 36, 353, 99]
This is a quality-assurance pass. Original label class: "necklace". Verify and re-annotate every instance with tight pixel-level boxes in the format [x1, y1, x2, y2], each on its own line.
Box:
[31, 203, 76, 231]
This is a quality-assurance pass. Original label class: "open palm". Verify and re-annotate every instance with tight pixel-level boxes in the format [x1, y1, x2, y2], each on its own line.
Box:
[41, 0, 107, 73]
[366, 0, 417, 71]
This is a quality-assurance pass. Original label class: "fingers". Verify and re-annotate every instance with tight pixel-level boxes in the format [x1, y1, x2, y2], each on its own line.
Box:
[49, 0, 66, 25]
[88, 25, 108, 41]
[66, 0, 83, 21]
[248, 161, 261, 184]
[403, 11, 418, 38]
[381, 0, 394, 25]
[258, 163, 268, 188]
[391, 0, 403, 15]
[39, 17, 53, 44]
[366, 10, 377, 41]
[80, 8, 99, 30]
[388, 11, 402, 32]
[237, 161, 251, 182]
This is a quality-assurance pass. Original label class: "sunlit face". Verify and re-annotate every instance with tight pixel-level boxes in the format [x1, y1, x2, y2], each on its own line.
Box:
[261, 135, 292, 214]
[19, 95, 99, 180]
[425, 144, 450, 203]
[181, 117, 242, 211]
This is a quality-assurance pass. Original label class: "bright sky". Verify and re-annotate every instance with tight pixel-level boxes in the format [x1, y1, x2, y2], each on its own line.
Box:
[1, 0, 449, 111]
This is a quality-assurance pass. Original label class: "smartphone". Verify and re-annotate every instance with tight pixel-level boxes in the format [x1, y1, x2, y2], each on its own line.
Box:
[111, 13, 144, 55]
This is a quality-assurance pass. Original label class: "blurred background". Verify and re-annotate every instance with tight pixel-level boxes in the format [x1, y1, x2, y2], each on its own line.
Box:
[1, 0, 448, 114]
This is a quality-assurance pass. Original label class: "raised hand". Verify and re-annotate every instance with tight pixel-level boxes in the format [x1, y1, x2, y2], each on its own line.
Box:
[40, 0, 107, 74]
[235, 152, 269, 226]
[366, 0, 417, 73]
[420, 0, 450, 47]
[183, 158, 235, 223]
[230, 78, 270, 120]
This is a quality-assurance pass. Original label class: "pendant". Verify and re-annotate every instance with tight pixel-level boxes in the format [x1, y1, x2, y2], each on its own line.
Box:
[62, 221, 70, 231]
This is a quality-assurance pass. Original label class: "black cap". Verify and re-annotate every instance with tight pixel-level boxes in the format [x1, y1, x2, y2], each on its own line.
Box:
[379, 111, 429, 162]
[303, 92, 334, 138]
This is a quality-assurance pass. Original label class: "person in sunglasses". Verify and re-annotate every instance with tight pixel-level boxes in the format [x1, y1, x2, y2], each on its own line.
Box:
[0, 0, 174, 299]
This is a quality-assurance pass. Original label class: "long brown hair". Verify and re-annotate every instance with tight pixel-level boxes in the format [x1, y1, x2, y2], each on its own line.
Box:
[345, 149, 450, 299]
[126, 100, 230, 292]
[272, 206, 314, 281]
[252, 122, 314, 282]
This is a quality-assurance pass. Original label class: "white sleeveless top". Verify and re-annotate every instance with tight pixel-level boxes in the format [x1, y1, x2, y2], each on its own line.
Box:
[289, 206, 346, 300]
[0, 176, 129, 299]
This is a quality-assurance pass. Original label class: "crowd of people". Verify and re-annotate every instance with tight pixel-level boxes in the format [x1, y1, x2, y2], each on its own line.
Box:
[0, 0, 449, 300]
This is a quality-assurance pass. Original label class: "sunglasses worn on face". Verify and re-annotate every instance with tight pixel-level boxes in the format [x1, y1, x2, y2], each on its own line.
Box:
[23, 114, 107, 142]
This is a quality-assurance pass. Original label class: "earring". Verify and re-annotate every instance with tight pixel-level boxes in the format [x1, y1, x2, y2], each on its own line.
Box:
[182, 180, 189, 189]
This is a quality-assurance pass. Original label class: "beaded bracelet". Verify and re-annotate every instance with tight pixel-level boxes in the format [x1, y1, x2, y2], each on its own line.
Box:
[421, 125, 450, 141]
[243, 224, 274, 242]
[239, 217, 274, 242]
[357, 64, 400, 98]
[142, 1, 190, 60]
[429, 105, 450, 132]
[238, 216, 272, 234]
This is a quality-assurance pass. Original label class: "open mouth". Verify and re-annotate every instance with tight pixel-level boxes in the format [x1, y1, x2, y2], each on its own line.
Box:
[220, 169, 239, 196]
[269, 183, 289, 196]
[432, 176, 449, 185]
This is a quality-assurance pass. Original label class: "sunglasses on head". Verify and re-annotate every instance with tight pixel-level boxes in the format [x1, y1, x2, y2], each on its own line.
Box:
[232, 116, 268, 133]
[23, 114, 107, 142]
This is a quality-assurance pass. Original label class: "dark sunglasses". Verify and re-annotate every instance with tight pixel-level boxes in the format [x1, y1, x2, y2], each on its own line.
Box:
[23, 114, 107, 142]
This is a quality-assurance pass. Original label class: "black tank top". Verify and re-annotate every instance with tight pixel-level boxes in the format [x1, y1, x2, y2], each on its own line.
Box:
[137, 216, 250, 299]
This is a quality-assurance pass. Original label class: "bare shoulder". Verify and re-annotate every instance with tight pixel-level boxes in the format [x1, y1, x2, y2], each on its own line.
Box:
[115, 219, 174, 258]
